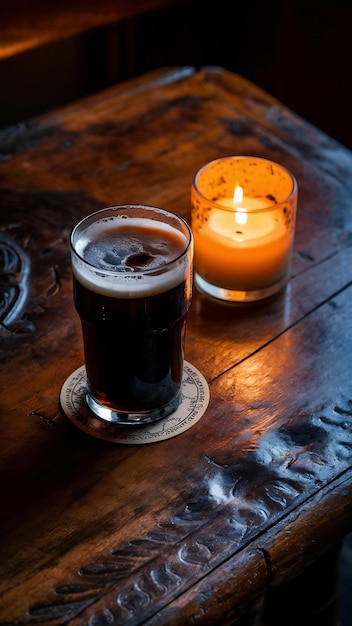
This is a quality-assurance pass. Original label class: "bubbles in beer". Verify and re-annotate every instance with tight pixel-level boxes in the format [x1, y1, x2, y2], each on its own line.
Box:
[81, 222, 185, 273]
[125, 253, 152, 268]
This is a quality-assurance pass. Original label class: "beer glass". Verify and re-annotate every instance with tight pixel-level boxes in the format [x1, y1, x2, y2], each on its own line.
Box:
[70, 205, 193, 425]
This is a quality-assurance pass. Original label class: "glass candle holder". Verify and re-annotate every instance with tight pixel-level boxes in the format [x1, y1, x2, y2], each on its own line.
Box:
[191, 156, 298, 303]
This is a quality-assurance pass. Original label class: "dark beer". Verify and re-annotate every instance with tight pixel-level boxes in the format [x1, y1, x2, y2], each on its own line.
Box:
[70, 206, 193, 424]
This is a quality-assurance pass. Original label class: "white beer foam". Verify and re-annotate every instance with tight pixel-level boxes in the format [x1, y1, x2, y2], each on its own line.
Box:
[72, 217, 190, 298]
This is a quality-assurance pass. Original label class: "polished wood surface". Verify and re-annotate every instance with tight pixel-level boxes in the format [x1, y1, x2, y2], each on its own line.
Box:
[1, 66, 352, 625]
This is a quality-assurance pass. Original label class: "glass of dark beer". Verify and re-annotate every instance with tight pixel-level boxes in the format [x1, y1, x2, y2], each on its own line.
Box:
[70, 205, 193, 425]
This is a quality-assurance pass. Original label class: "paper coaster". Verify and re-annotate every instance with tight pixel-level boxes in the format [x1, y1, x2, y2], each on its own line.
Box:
[60, 362, 209, 444]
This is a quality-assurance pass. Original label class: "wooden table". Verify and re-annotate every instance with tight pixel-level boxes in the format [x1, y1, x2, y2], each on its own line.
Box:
[1, 66, 352, 626]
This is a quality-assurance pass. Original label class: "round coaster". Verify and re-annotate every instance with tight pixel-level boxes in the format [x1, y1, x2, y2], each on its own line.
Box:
[60, 362, 209, 444]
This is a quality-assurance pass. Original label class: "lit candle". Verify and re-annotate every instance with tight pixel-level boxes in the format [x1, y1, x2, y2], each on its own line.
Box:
[191, 156, 298, 302]
[211, 185, 274, 242]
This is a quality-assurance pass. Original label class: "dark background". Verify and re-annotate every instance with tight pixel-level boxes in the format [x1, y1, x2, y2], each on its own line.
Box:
[1, 0, 352, 149]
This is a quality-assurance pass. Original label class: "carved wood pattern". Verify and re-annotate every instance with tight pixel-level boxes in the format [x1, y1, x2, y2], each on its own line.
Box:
[25, 393, 352, 624]
[0, 232, 30, 331]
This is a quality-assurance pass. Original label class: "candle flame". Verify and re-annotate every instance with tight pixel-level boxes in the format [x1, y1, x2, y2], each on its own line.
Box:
[233, 185, 243, 205]
[233, 185, 247, 226]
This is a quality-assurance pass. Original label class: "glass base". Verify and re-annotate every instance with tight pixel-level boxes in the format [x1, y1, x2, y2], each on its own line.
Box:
[195, 273, 288, 303]
[86, 389, 182, 426]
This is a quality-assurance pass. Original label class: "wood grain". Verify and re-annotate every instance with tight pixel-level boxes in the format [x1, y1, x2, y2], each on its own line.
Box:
[1, 66, 352, 625]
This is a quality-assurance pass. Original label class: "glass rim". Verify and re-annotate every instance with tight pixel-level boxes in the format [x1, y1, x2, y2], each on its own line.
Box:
[70, 204, 193, 277]
[192, 155, 298, 212]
